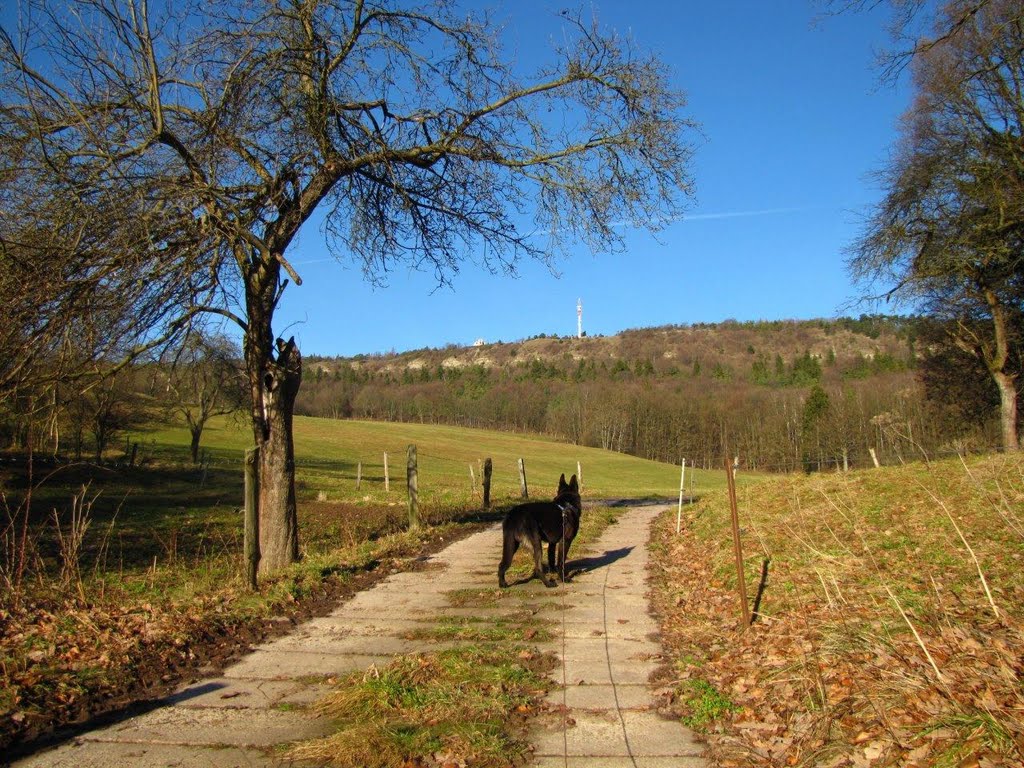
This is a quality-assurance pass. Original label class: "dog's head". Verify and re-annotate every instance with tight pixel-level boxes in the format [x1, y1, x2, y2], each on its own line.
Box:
[556, 473, 581, 507]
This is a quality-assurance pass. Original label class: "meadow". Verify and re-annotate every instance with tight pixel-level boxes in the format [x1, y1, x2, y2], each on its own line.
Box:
[143, 414, 716, 503]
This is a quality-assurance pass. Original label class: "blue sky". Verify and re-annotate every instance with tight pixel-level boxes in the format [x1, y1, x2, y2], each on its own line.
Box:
[277, 1, 910, 357]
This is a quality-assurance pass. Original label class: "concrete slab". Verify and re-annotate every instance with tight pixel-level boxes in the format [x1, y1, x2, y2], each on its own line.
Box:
[537, 636, 665, 663]
[621, 710, 707, 755]
[545, 683, 655, 711]
[168, 678, 305, 709]
[263, 632, 439, 655]
[557, 657, 659, 687]
[91, 705, 331, 748]
[223, 650, 394, 679]
[13, 741, 281, 768]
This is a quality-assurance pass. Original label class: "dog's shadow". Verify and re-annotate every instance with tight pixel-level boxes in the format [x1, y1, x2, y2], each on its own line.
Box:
[568, 545, 634, 578]
[504, 546, 634, 587]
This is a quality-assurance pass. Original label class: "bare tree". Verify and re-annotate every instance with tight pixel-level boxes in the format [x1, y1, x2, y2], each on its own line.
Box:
[163, 334, 246, 464]
[1, 0, 697, 572]
[847, 0, 1024, 451]
[823, 0, 995, 80]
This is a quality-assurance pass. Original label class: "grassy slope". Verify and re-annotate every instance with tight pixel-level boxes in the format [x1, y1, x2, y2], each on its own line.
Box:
[142, 414, 727, 503]
[651, 455, 1024, 767]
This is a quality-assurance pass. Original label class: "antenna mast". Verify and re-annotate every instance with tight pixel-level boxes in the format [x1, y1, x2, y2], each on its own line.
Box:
[577, 298, 583, 339]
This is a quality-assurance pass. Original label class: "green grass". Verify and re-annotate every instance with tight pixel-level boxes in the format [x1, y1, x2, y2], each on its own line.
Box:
[680, 678, 739, 731]
[287, 645, 555, 768]
[139, 414, 728, 504]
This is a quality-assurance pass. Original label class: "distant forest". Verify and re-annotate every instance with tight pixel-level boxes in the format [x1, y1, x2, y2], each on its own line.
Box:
[297, 316, 1007, 471]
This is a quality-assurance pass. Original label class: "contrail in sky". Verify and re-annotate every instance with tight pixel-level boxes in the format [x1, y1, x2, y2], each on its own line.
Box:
[681, 205, 816, 221]
[295, 205, 820, 262]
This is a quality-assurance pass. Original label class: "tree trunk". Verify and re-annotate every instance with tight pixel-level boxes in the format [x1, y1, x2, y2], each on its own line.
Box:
[993, 369, 1020, 452]
[189, 425, 202, 464]
[255, 337, 302, 572]
[982, 290, 1020, 452]
[244, 257, 303, 574]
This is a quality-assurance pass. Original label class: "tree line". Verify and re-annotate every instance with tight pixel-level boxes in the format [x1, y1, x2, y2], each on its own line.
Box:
[293, 316, 1010, 471]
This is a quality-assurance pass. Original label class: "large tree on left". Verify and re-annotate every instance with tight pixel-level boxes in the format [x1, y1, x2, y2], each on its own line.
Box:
[1, 0, 697, 572]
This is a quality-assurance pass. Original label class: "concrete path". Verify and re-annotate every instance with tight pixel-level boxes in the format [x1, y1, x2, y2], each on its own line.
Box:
[529, 503, 706, 768]
[12, 503, 707, 768]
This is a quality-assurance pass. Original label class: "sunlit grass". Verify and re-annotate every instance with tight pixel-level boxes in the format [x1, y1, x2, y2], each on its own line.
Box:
[140, 414, 729, 505]
[287, 645, 555, 768]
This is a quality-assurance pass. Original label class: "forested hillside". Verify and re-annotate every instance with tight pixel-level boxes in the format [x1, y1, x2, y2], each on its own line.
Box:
[298, 316, 1002, 471]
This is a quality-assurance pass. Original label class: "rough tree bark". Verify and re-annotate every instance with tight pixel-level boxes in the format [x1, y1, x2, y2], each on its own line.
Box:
[981, 291, 1019, 452]
[244, 256, 303, 573]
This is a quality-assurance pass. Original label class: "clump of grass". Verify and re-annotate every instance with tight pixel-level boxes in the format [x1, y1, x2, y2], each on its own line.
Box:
[926, 710, 1016, 765]
[412, 615, 554, 644]
[287, 645, 554, 768]
[680, 678, 739, 731]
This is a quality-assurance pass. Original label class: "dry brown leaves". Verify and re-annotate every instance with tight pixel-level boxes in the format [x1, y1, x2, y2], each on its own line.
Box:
[0, 591, 242, 749]
[650, 458, 1024, 767]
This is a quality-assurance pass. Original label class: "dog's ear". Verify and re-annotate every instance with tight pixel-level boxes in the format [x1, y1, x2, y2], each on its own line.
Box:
[569, 474, 578, 491]
[558, 473, 567, 491]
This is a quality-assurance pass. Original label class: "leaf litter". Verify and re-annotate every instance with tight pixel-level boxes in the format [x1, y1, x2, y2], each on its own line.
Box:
[650, 454, 1024, 767]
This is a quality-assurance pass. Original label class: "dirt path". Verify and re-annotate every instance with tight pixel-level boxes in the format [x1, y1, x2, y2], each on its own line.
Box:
[11, 503, 707, 767]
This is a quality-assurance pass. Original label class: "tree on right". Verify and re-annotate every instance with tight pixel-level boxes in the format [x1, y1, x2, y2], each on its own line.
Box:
[848, 0, 1024, 451]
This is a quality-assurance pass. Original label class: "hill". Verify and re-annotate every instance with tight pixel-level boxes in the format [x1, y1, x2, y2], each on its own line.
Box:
[309, 315, 916, 381]
[298, 316, 994, 471]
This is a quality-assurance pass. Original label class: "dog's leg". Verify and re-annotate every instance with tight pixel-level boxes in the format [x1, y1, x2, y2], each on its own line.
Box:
[547, 541, 557, 574]
[560, 535, 572, 581]
[498, 529, 520, 588]
[532, 533, 555, 587]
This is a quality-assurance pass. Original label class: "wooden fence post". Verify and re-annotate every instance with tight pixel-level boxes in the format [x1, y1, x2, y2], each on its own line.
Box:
[868, 447, 880, 468]
[518, 457, 528, 499]
[676, 458, 686, 534]
[244, 447, 260, 590]
[725, 454, 750, 628]
[407, 444, 420, 528]
[483, 458, 492, 509]
[384, 451, 390, 492]
[577, 460, 583, 492]
[356, 461, 362, 490]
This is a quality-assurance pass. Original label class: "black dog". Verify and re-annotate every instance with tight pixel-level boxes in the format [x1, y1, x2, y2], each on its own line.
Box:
[498, 473, 582, 588]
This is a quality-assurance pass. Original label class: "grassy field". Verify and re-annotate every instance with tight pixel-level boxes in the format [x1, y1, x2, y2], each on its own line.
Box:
[140, 414, 727, 504]
[1, 414, 705, 754]
[651, 454, 1024, 767]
